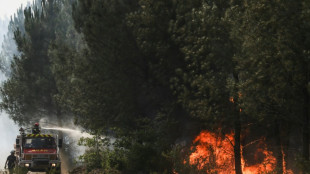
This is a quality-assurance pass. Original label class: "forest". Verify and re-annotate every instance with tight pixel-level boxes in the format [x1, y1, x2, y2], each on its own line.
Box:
[0, 0, 309, 174]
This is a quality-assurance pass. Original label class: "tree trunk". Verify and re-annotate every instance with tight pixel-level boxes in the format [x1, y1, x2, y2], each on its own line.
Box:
[282, 123, 291, 174]
[232, 72, 242, 174]
[274, 120, 283, 174]
[302, 87, 309, 161]
[234, 112, 243, 174]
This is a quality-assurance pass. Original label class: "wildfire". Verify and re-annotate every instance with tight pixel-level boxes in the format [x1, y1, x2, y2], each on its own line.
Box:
[189, 131, 235, 173]
[188, 130, 292, 174]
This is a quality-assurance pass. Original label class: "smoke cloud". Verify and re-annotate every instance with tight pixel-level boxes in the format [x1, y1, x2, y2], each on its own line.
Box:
[0, 112, 19, 169]
[0, 16, 19, 169]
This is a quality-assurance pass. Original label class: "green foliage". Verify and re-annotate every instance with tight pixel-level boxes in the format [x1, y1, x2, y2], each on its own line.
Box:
[233, 0, 307, 122]
[169, 0, 236, 123]
[70, 0, 142, 130]
[70, 1, 189, 172]
[78, 136, 122, 173]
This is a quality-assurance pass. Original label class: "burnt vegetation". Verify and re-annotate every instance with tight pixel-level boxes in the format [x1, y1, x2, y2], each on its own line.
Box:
[0, 0, 309, 173]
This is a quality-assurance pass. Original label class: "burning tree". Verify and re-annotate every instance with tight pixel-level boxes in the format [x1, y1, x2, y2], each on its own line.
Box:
[170, 0, 244, 173]
[187, 130, 294, 174]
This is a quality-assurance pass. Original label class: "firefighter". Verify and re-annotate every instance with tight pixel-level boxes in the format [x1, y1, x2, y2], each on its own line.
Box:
[32, 122, 41, 134]
[19, 127, 25, 136]
[4, 150, 16, 173]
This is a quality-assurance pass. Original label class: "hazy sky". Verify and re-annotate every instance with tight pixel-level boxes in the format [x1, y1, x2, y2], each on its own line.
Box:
[0, 0, 29, 170]
[0, 0, 29, 19]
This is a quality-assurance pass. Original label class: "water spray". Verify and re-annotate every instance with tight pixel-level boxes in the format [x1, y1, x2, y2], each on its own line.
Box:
[41, 127, 92, 138]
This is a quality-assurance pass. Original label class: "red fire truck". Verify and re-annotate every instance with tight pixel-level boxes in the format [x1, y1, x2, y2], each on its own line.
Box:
[14, 124, 62, 173]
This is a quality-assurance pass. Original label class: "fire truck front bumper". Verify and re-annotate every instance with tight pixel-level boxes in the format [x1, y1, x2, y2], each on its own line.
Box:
[19, 160, 61, 170]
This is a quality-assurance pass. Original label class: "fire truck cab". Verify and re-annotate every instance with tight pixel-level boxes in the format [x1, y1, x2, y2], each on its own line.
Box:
[15, 124, 62, 173]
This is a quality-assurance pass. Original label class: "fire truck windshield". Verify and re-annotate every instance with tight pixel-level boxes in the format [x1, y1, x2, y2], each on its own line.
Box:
[24, 137, 56, 149]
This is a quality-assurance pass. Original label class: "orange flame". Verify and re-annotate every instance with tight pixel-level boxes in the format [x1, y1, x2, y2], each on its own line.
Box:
[188, 131, 293, 174]
[189, 131, 235, 173]
[229, 97, 235, 103]
[281, 146, 293, 174]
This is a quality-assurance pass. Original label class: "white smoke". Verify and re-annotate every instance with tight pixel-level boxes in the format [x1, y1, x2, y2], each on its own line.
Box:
[0, 10, 18, 170]
[0, 51, 19, 169]
[0, 73, 19, 169]
[0, 1, 30, 18]
[0, 1, 30, 169]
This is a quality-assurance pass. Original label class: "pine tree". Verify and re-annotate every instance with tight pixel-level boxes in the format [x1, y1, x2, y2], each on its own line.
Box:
[169, 1, 244, 173]
[72, 0, 190, 172]
[0, 0, 62, 124]
[232, 0, 310, 172]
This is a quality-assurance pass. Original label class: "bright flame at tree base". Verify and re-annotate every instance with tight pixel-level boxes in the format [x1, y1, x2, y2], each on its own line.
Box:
[188, 131, 293, 174]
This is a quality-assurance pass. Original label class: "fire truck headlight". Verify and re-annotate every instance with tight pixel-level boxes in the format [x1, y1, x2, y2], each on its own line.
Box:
[51, 163, 56, 167]
[25, 163, 30, 167]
